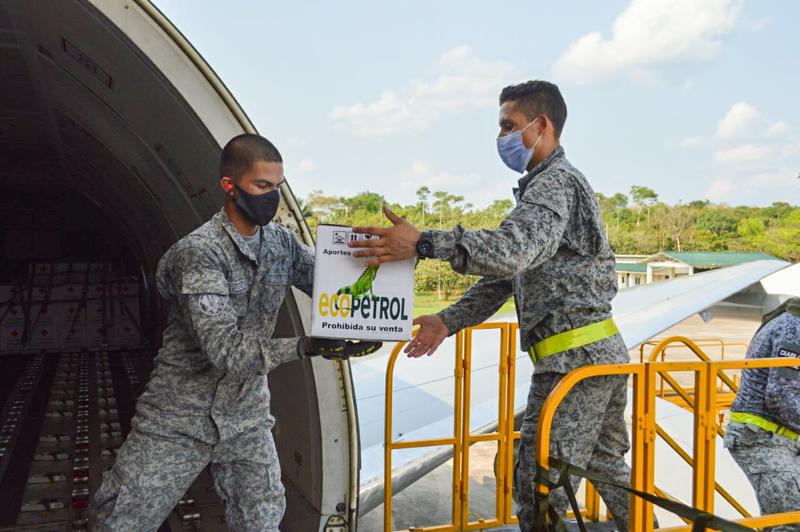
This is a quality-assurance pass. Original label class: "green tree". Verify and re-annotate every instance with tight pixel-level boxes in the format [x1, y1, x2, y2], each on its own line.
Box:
[630, 185, 658, 226]
[342, 191, 385, 215]
[416, 186, 430, 225]
[697, 211, 738, 239]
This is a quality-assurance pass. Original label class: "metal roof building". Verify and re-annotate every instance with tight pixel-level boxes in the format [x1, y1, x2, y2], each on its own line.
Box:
[615, 251, 778, 288]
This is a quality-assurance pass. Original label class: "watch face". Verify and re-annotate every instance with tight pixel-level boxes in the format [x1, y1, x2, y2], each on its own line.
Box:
[418, 239, 433, 257]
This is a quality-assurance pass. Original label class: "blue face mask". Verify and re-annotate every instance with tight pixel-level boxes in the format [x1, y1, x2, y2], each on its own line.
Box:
[496, 118, 542, 173]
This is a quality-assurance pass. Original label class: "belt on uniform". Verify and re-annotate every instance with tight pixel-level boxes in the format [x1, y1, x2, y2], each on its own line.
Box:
[528, 318, 619, 363]
[730, 412, 798, 441]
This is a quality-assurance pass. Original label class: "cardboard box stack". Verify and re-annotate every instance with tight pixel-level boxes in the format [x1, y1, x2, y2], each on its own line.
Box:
[0, 261, 143, 352]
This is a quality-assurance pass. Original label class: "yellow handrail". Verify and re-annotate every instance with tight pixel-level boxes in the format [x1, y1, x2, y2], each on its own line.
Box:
[383, 323, 800, 531]
[460, 323, 510, 530]
[383, 329, 465, 532]
[534, 357, 800, 531]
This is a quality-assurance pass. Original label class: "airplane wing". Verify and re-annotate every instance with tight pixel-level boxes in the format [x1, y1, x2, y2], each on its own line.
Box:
[354, 259, 792, 514]
[613, 259, 790, 348]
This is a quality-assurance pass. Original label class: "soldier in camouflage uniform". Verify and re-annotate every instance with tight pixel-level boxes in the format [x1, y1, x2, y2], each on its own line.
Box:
[93, 134, 379, 532]
[349, 80, 632, 531]
[724, 300, 800, 532]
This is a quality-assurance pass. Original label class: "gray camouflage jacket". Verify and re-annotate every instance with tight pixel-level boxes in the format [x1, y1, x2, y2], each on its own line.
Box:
[731, 312, 800, 432]
[433, 147, 625, 373]
[136, 209, 314, 442]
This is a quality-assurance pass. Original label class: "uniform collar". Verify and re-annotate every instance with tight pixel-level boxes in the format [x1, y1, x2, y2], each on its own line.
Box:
[513, 146, 565, 200]
[214, 208, 260, 264]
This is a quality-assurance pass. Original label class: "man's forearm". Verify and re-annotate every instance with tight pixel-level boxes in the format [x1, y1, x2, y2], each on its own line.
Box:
[427, 203, 564, 278]
[437, 277, 513, 335]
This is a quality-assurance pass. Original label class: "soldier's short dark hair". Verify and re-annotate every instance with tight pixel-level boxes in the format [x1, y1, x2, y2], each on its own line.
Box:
[499, 81, 567, 138]
[220, 133, 283, 178]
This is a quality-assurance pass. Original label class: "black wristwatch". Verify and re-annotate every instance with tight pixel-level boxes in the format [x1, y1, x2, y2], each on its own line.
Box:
[416, 231, 434, 259]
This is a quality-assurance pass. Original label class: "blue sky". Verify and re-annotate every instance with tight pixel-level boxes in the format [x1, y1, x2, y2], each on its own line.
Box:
[155, 0, 800, 208]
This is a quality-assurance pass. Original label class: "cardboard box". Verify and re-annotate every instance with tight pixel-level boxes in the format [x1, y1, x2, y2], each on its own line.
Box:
[30, 325, 59, 350]
[29, 304, 59, 350]
[310, 225, 413, 341]
[54, 302, 87, 350]
[30, 262, 54, 276]
[87, 284, 107, 300]
[109, 279, 140, 298]
[52, 284, 85, 301]
[86, 300, 110, 348]
[0, 323, 27, 351]
[0, 284, 17, 303]
[54, 261, 89, 274]
[0, 304, 27, 351]
[111, 297, 141, 347]
[31, 285, 52, 301]
[112, 320, 141, 347]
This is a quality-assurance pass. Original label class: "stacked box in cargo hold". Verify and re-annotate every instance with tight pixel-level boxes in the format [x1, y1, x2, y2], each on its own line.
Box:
[0, 261, 144, 352]
[28, 304, 59, 351]
[56, 302, 87, 350]
[1, 303, 27, 352]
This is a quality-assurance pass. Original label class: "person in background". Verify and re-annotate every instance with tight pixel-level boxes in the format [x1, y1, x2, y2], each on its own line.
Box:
[725, 299, 800, 532]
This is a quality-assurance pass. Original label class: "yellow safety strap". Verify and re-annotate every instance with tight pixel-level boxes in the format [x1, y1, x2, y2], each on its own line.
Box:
[528, 318, 619, 363]
[730, 412, 798, 440]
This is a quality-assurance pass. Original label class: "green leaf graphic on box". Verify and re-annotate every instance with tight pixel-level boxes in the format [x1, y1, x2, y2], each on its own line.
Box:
[337, 265, 379, 298]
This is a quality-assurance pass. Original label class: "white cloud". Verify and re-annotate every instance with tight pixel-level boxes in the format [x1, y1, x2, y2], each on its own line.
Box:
[330, 46, 519, 136]
[704, 177, 735, 202]
[716, 101, 762, 139]
[705, 169, 799, 203]
[295, 159, 317, 174]
[680, 136, 705, 147]
[780, 143, 800, 159]
[398, 160, 488, 204]
[402, 160, 481, 190]
[410, 160, 433, 176]
[750, 17, 772, 31]
[766, 121, 790, 138]
[713, 144, 773, 164]
[552, 0, 740, 85]
[748, 169, 797, 188]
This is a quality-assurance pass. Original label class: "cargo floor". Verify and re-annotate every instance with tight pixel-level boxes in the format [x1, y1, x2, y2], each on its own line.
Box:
[0, 351, 229, 531]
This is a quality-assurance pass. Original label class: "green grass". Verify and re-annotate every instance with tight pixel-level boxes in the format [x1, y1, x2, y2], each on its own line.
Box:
[412, 291, 516, 318]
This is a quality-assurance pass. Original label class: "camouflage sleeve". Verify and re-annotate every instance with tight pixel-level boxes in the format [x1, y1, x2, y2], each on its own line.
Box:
[177, 246, 300, 375]
[427, 174, 569, 277]
[436, 277, 513, 335]
[762, 317, 800, 429]
[291, 235, 314, 297]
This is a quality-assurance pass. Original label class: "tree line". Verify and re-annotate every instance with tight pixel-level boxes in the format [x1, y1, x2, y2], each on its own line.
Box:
[300, 186, 800, 300]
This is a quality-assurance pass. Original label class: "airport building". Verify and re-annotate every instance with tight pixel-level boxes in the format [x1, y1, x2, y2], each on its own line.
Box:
[616, 252, 778, 288]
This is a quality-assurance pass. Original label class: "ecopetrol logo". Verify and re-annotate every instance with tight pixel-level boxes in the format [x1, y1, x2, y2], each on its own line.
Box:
[317, 265, 409, 321]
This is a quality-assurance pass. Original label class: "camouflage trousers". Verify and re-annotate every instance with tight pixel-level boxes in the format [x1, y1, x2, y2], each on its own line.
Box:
[515, 372, 632, 532]
[93, 415, 285, 532]
[724, 421, 800, 532]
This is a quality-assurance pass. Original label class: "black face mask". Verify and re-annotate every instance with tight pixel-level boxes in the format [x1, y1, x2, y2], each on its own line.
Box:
[234, 185, 280, 226]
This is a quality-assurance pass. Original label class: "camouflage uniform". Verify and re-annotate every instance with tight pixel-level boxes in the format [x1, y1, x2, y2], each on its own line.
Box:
[94, 208, 314, 532]
[724, 312, 800, 532]
[433, 147, 631, 531]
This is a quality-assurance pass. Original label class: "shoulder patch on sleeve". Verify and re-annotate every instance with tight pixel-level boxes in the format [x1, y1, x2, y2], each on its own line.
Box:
[778, 342, 800, 358]
[197, 294, 225, 316]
